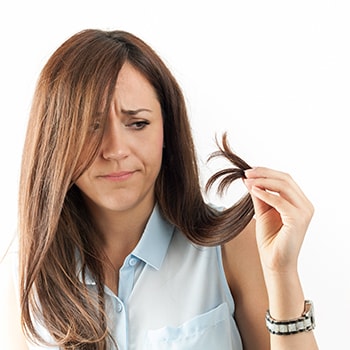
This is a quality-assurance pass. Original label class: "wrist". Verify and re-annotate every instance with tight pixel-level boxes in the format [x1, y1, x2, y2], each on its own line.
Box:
[263, 267, 299, 285]
[260, 257, 299, 277]
[263, 270, 306, 320]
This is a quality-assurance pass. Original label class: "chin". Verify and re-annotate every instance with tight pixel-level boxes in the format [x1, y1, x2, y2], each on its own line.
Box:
[104, 196, 154, 214]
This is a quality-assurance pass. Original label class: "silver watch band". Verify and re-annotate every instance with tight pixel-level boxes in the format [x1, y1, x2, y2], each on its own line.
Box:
[265, 300, 315, 335]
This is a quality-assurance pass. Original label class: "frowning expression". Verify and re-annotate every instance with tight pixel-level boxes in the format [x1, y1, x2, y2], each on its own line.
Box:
[75, 62, 164, 216]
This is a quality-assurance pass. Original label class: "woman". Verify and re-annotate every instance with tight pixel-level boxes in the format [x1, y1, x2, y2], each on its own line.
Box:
[1, 29, 318, 349]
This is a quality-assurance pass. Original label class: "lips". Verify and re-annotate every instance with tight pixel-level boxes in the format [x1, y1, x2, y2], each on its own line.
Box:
[99, 171, 135, 182]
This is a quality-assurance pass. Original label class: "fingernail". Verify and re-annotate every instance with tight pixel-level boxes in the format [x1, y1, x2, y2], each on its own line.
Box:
[244, 168, 255, 176]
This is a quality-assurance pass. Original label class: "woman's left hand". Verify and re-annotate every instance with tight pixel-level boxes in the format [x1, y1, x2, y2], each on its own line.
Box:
[244, 167, 314, 274]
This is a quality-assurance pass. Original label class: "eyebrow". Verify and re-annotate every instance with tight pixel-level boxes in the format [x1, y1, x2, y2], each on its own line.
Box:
[121, 108, 152, 115]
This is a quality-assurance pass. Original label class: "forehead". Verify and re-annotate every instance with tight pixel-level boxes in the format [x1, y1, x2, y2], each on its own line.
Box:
[116, 63, 154, 92]
[113, 62, 159, 108]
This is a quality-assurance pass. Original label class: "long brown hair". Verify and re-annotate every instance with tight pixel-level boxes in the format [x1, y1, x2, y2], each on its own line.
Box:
[19, 29, 254, 349]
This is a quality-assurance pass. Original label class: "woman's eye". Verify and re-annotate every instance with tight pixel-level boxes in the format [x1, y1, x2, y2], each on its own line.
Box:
[91, 121, 101, 131]
[128, 121, 150, 130]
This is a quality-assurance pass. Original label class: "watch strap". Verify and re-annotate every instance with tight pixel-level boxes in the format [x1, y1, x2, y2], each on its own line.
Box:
[265, 300, 315, 335]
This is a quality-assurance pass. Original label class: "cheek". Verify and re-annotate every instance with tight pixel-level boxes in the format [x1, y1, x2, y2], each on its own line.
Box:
[74, 174, 89, 195]
[74, 165, 96, 196]
[156, 132, 164, 154]
[156, 130, 164, 160]
[144, 130, 164, 171]
[149, 138, 164, 166]
[149, 125, 164, 155]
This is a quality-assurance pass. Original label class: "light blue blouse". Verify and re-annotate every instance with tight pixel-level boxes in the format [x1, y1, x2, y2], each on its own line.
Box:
[22, 205, 243, 350]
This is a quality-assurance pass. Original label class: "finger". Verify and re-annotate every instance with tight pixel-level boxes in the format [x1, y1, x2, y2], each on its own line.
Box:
[250, 185, 298, 219]
[245, 167, 291, 180]
[245, 167, 311, 205]
[249, 189, 272, 217]
[251, 184, 313, 229]
[245, 167, 305, 195]
[244, 177, 308, 210]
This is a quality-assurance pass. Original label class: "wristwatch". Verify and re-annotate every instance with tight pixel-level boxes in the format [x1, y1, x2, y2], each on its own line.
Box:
[265, 300, 315, 335]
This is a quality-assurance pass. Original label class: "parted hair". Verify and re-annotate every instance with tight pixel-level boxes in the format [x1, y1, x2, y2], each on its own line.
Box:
[19, 29, 254, 349]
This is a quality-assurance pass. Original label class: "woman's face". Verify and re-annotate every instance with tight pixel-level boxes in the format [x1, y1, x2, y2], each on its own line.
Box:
[75, 62, 164, 218]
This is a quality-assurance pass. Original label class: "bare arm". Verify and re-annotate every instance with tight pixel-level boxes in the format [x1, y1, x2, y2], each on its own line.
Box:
[224, 167, 318, 350]
[223, 219, 270, 349]
[0, 252, 29, 350]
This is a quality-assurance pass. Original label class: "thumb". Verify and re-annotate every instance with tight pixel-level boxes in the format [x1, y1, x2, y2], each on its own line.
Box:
[244, 180, 271, 218]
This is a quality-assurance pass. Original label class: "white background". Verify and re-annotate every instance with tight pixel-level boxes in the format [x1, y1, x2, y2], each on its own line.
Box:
[0, 1, 349, 348]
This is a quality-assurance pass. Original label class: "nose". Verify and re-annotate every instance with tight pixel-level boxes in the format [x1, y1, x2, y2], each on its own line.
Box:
[101, 120, 129, 161]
